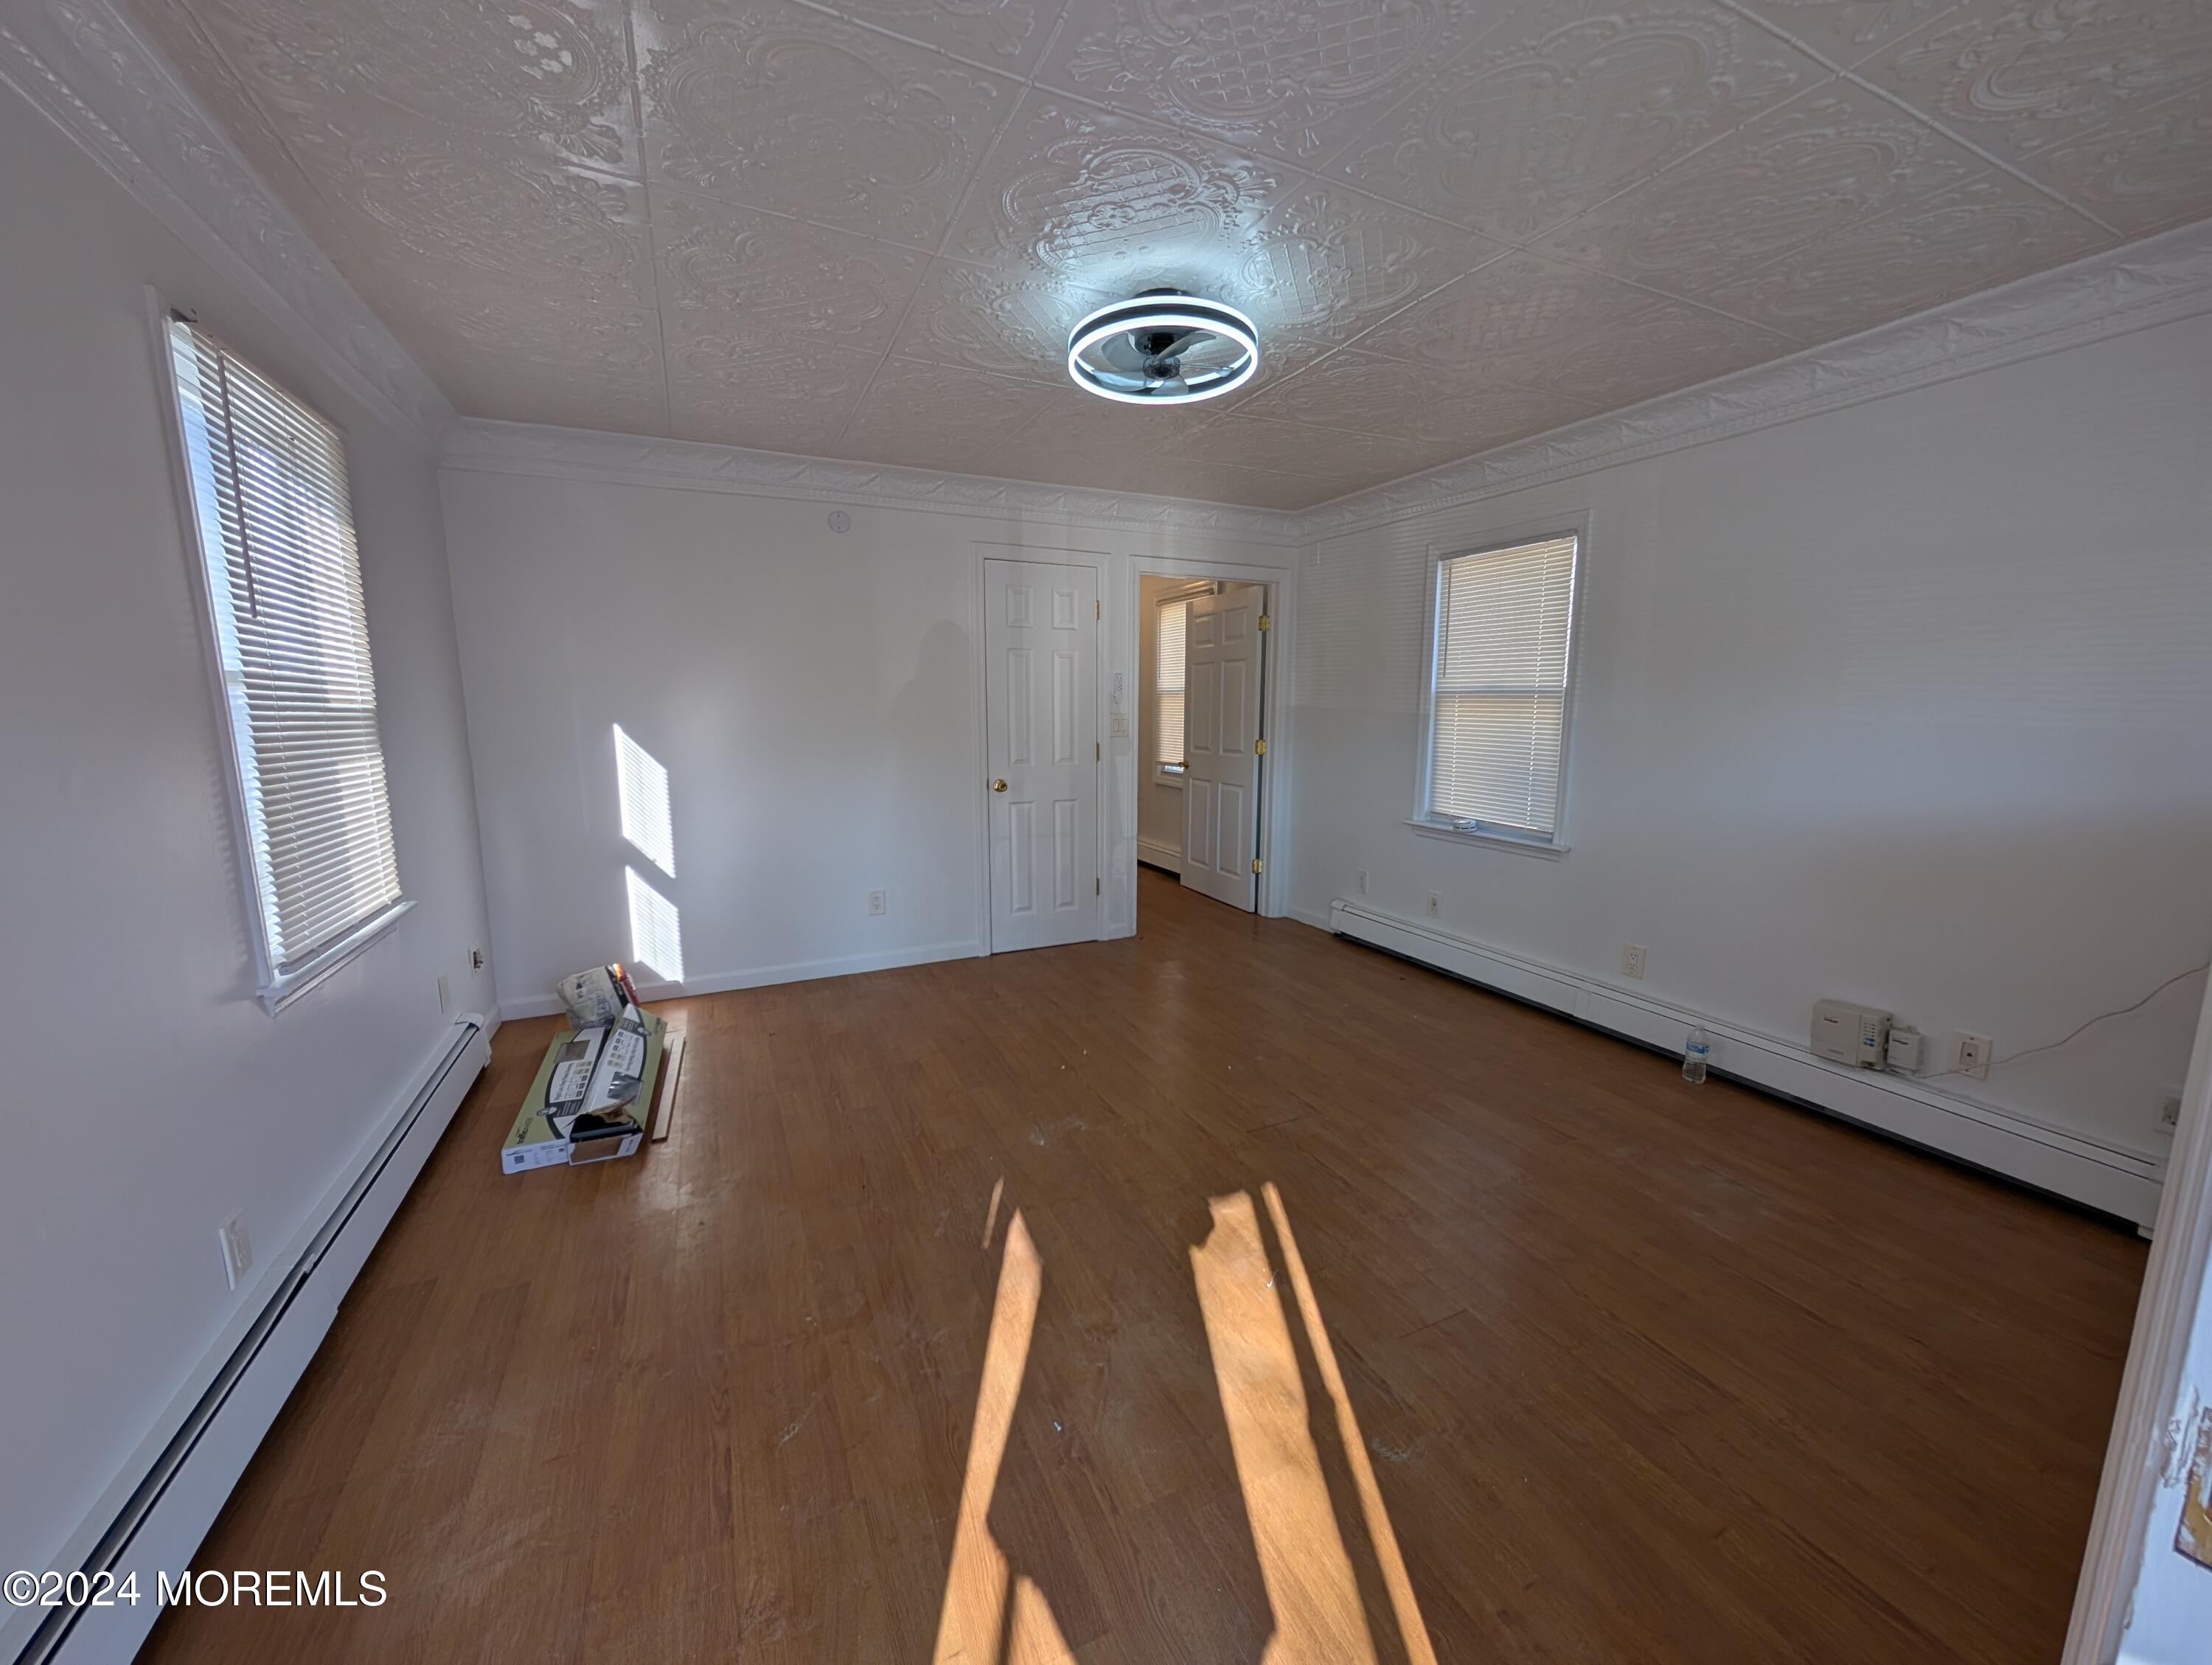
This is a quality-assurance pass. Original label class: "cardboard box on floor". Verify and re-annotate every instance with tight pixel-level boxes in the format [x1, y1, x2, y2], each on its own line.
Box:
[501, 1008, 668, 1174]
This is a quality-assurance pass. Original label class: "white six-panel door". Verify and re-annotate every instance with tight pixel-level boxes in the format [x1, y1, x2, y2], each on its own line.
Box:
[1181, 583, 1265, 911]
[984, 557, 1100, 953]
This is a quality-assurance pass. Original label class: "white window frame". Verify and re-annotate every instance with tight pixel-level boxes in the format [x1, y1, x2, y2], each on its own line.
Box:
[1408, 511, 1589, 859]
[149, 292, 411, 1012]
[1153, 584, 1209, 784]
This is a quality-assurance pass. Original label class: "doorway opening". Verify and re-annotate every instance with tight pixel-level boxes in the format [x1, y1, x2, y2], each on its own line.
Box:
[1138, 572, 1272, 917]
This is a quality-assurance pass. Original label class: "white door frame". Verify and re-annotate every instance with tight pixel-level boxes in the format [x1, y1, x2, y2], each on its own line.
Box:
[2065, 967, 2212, 1663]
[971, 540, 1110, 956]
[1122, 552, 1298, 923]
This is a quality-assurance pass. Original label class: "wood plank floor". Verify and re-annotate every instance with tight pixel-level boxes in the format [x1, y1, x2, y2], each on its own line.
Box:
[142, 871, 2146, 1664]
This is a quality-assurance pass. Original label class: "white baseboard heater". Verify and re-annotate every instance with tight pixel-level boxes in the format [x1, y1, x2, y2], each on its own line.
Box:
[11, 1016, 490, 1665]
[1326, 900, 2163, 1228]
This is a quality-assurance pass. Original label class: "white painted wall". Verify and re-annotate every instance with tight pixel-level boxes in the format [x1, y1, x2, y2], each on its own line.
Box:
[438, 465, 1290, 1014]
[0, 83, 493, 1594]
[1291, 313, 2212, 1159]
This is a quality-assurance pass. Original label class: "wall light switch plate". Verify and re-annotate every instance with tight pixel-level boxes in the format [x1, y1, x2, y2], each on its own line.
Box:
[1110, 713, 1130, 737]
[1426, 892, 1441, 918]
[1622, 944, 1646, 980]
[866, 889, 887, 917]
[218, 1212, 253, 1292]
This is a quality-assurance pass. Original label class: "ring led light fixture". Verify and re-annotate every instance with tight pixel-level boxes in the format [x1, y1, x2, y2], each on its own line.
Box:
[1066, 289, 1258, 406]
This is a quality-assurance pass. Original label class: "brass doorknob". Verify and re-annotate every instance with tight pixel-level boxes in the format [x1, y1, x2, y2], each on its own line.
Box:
[992, 779, 1008, 793]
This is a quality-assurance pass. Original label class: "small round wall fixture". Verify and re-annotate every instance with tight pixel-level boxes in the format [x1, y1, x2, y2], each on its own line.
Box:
[1066, 290, 1258, 406]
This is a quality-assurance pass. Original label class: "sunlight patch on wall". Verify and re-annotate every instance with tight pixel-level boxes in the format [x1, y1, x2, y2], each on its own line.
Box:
[625, 866, 684, 983]
[614, 724, 675, 877]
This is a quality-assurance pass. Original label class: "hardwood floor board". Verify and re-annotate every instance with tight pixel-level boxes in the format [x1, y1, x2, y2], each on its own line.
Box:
[142, 871, 2146, 1664]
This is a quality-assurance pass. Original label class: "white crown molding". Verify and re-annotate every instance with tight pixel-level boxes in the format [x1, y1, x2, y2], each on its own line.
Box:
[441, 421, 1310, 545]
[0, 0, 453, 452]
[1298, 218, 2212, 541]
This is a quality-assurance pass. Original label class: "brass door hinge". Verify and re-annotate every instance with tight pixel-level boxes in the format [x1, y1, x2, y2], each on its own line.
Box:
[1094, 599, 1101, 619]
[1250, 858, 1264, 875]
[1256, 613, 1272, 631]
[1096, 877, 1102, 895]
[1095, 741, 1101, 760]
[1253, 738, 1268, 757]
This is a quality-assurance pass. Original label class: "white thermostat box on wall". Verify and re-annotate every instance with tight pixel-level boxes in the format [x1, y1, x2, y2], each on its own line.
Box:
[1812, 1000, 1892, 1068]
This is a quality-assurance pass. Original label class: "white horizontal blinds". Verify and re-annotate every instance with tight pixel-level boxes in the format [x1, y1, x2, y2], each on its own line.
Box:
[168, 319, 402, 974]
[1156, 599, 1188, 767]
[1429, 533, 1579, 838]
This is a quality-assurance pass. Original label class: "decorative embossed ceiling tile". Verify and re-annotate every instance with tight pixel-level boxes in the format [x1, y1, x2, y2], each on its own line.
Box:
[1231, 176, 1509, 381]
[943, 92, 1286, 300]
[827, 360, 1062, 473]
[1700, 167, 2112, 341]
[1349, 250, 1791, 389]
[1170, 415, 1479, 482]
[633, 0, 1018, 248]
[886, 258, 1119, 386]
[1030, 0, 1512, 166]
[1328, 0, 1826, 243]
[285, 142, 658, 312]
[1854, 0, 2212, 170]
[1531, 78, 1995, 293]
[665, 329, 886, 453]
[133, 0, 643, 177]
[653, 189, 931, 355]
[2019, 89, 2212, 237]
[1236, 348, 1607, 448]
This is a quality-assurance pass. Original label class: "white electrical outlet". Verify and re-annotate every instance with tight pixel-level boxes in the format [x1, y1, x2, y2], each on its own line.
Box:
[866, 889, 887, 917]
[2160, 1089, 2184, 1133]
[437, 973, 451, 1015]
[1955, 1032, 1992, 1080]
[1356, 869, 1369, 896]
[1621, 944, 1646, 980]
[1425, 892, 1441, 918]
[217, 1212, 253, 1292]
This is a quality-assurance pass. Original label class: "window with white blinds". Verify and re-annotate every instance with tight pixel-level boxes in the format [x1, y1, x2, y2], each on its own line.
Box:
[1156, 599, 1189, 771]
[166, 316, 405, 1001]
[1422, 532, 1581, 844]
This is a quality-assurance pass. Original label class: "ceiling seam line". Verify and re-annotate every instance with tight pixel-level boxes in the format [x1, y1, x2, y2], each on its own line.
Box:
[1702, 0, 2117, 234]
[777, 0, 1032, 91]
[619, 0, 675, 435]
[1833, 66, 2124, 237]
[821, 0, 1068, 452]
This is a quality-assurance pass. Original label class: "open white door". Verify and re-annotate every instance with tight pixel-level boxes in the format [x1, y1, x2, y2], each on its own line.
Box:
[2065, 970, 2212, 1664]
[1181, 583, 1266, 911]
[984, 557, 1100, 953]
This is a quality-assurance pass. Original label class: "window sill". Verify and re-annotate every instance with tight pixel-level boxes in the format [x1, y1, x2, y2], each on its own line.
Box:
[1405, 819, 1568, 860]
[1155, 769, 1186, 788]
[260, 898, 414, 1014]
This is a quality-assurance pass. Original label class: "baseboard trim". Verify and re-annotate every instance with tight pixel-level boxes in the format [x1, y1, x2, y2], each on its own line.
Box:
[8, 1017, 489, 1665]
[498, 939, 987, 1019]
[1326, 900, 2163, 1226]
[1137, 839, 1184, 875]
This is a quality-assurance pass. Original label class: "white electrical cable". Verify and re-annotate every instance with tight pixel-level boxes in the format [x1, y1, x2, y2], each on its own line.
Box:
[1924, 962, 2210, 1080]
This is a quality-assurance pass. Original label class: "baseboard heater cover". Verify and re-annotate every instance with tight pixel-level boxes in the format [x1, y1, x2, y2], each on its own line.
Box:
[1326, 900, 2162, 1227]
[13, 1016, 490, 1665]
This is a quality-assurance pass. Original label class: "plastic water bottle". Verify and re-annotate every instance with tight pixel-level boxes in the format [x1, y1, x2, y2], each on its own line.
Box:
[1683, 1026, 1710, 1085]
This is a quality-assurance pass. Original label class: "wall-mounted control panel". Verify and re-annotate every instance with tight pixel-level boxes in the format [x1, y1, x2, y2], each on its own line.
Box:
[1812, 1000, 1891, 1068]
